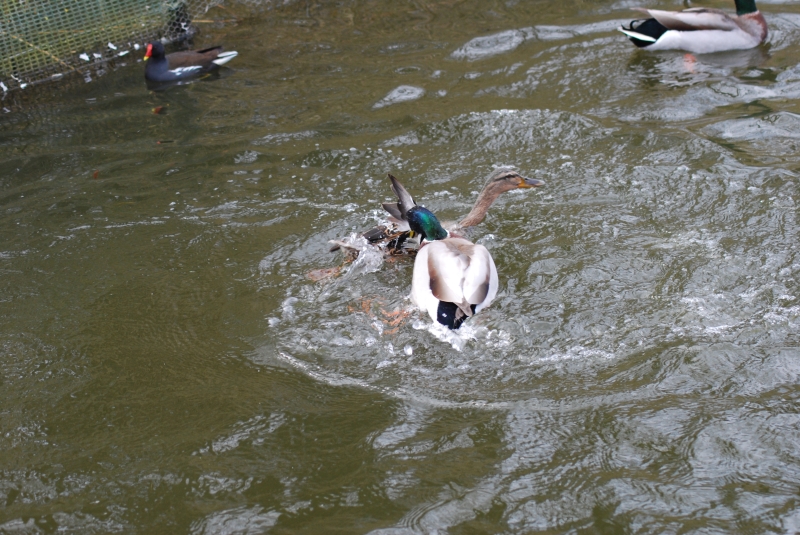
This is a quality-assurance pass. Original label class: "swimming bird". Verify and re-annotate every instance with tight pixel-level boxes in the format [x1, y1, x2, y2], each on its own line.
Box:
[406, 204, 498, 330]
[143, 42, 238, 83]
[329, 168, 544, 259]
[618, 0, 767, 54]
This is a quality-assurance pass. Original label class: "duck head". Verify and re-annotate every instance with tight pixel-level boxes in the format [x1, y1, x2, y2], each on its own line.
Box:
[407, 206, 448, 242]
[484, 168, 545, 195]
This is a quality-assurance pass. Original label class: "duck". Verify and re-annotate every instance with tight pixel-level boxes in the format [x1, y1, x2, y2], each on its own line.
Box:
[618, 0, 767, 54]
[329, 168, 544, 259]
[395, 181, 498, 330]
[143, 41, 238, 83]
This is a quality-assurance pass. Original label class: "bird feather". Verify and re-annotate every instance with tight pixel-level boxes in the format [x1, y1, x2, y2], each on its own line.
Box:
[633, 7, 739, 31]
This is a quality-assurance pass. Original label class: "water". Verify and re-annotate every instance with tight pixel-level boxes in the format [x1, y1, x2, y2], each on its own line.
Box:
[2, 0, 800, 532]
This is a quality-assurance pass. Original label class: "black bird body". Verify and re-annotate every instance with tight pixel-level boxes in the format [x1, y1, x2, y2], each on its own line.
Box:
[143, 42, 238, 83]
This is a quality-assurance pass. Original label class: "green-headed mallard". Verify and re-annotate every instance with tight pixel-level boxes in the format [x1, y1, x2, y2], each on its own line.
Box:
[619, 0, 767, 53]
[386, 176, 497, 330]
[330, 168, 544, 259]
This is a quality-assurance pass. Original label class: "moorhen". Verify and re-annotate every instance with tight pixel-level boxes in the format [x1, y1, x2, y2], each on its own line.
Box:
[143, 41, 238, 83]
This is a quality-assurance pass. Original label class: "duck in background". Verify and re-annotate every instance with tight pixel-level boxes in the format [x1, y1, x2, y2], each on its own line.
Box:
[619, 0, 767, 54]
[143, 41, 238, 84]
[329, 168, 544, 260]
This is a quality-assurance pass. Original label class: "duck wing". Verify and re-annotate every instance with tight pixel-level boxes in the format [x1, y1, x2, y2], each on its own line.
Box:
[633, 7, 739, 31]
[330, 174, 415, 255]
[165, 46, 223, 68]
[461, 244, 495, 306]
[380, 203, 405, 222]
[383, 173, 417, 221]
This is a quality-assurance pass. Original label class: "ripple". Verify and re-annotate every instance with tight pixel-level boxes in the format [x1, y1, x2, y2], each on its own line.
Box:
[702, 112, 800, 161]
[252, 130, 318, 146]
[451, 30, 527, 61]
[373, 85, 426, 109]
[190, 506, 280, 535]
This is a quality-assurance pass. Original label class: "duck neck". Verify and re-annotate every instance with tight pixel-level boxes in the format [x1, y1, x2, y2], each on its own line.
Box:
[457, 187, 502, 228]
[424, 225, 448, 241]
[735, 0, 758, 15]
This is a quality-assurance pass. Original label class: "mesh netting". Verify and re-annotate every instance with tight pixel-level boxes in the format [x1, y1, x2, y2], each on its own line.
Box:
[0, 0, 222, 92]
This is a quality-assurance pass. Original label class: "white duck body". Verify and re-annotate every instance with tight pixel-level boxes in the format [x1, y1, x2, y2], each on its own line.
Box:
[410, 235, 498, 329]
[619, 1, 768, 54]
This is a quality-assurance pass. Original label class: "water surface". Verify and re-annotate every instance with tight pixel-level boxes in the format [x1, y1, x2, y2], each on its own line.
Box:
[2, 0, 800, 533]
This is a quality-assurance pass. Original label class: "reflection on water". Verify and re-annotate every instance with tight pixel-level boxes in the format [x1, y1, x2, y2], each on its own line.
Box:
[1, 0, 800, 532]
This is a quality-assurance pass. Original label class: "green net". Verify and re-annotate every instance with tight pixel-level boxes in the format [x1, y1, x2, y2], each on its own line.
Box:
[0, 0, 221, 92]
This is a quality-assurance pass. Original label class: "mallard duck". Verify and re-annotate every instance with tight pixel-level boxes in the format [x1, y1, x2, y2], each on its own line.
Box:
[403, 201, 498, 329]
[143, 42, 238, 83]
[619, 0, 767, 54]
[329, 168, 544, 259]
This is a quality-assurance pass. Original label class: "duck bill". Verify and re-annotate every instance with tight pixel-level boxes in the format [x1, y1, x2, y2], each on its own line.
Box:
[520, 177, 545, 188]
[144, 43, 152, 60]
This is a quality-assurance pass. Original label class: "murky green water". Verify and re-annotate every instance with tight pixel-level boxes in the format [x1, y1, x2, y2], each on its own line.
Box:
[2, 0, 800, 532]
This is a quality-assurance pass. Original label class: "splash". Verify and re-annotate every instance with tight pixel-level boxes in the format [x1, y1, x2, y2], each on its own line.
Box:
[340, 234, 385, 277]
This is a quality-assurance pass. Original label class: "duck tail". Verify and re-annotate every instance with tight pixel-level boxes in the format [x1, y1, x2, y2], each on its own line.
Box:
[436, 301, 477, 330]
[212, 51, 238, 66]
[619, 18, 667, 47]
